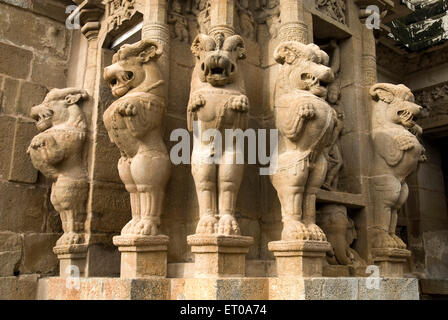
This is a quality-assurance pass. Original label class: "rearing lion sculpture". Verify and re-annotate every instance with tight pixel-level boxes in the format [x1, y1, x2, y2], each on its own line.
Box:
[370, 83, 426, 249]
[271, 41, 338, 241]
[103, 39, 171, 236]
[28, 88, 89, 247]
[188, 32, 249, 235]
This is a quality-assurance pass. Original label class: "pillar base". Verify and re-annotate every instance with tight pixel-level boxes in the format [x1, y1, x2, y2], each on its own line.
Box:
[372, 248, 411, 277]
[187, 234, 254, 278]
[268, 240, 331, 277]
[113, 235, 169, 279]
[53, 244, 88, 278]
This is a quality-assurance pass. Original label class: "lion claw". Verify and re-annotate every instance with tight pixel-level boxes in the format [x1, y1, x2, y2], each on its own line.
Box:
[117, 102, 137, 116]
[218, 214, 240, 235]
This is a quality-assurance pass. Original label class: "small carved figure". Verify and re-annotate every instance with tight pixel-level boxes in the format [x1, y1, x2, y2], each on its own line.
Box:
[316, 0, 346, 24]
[28, 88, 89, 247]
[317, 205, 365, 267]
[370, 83, 426, 249]
[191, 0, 210, 35]
[257, 0, 280, 39]
[188, 33, 249, 235]
[270, 41, 339, 241]
[236, 0, 257, 40]
[168, 0, 189, 42]
[103, 40, 171, 236]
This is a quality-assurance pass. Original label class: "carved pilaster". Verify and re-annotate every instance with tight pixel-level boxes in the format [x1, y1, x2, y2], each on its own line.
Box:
[278, 0, 307, 43]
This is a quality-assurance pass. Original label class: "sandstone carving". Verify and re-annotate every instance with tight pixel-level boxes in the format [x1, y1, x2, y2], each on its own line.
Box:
[370, 83, 426, 249]
[168, 0, 190, 42]
[106, 0, 137, 32]
[236, 0, 257, 40]
[191, 0, 211, 35]
[317, 205, 365, 267]
[28, 88, 89, 247]
[271, 41, 339, 241]
[256, 0, 280, 39]
[103, 39, 171, 236]
[188, 32, 249, 235]
[316, 0, 346, 24]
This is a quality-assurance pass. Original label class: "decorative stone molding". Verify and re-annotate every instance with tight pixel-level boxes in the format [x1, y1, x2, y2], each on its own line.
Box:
[316, 0, 346, 25]
[27, 88, 89, 276]
[370, 83, 426, 275]
[105, 0, 138, 32]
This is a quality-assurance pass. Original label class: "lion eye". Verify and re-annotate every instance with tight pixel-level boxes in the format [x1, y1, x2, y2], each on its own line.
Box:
[110, 78, 117, 86]
[124, 71, 134, 81]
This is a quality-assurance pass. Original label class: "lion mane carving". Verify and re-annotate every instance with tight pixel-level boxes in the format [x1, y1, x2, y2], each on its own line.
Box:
[370, 83, 426, 249]
[28, 88, 89, 247]
[187, 32, 249, 235]
[270, 41, 339, 241]
[103, 39, 171, 236]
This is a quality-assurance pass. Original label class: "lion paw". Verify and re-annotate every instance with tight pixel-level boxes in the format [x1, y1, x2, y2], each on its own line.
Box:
[372, 230, 397, 249]
[196, 215, 218, 234]
[188, 94, 206, 112]
[281, 219, 310, 241]
[391, 234, 407, 249]
[228, 95, 249, 112]
[121, 218, 139, 235]
[56, 232, 84, 246]
[117, 102, 137, 117]
[134, 218, 159, 236]
[306, 224, 327, 241]
[395, 136, 415, 151]
[218, 214, 241, 235]
[297, 103, 315, 119]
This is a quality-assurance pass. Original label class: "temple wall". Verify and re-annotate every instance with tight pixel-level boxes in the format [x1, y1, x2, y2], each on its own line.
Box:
[0, 0, 74, 277]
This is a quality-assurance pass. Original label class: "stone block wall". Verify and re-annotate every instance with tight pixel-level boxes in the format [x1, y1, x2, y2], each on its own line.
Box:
[0, 0, 73, 277]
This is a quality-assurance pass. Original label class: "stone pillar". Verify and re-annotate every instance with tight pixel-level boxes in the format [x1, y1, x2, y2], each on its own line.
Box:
[278, 0, 308, 43]
[106, 1, 172, 279]
[142, 0, 170, 88]
[187, 0, 253, 278]
[208, 0, 235, 37]
[268, 0, 331, 278]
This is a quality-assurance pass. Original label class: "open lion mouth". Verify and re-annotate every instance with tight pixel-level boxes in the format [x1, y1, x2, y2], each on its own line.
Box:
[32, 108, 53, 131]
[398, 109, 415, 128]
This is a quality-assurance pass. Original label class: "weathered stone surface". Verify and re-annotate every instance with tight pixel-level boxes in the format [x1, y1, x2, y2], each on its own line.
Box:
[1, 77, 19, 114]
[31, 56, 68, 89]
[0, 42, 32, 79]
[0, 2, 70, 59]
[0, 181, 49, 233]
[0, 114, 15, 180]
[16, 81, 48, 117]
[0, 231, 22, 276]
[8, 118, 39, 184]
[19, 233, 59, 275]
[0, 274, 39, 300]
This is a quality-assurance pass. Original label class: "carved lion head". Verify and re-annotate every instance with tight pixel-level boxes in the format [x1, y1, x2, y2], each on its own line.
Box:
[104, 40, 163, 98]
[30, 88, 88, 132]
[370, 83, 422, 129]
[274, 41, 334, 98]
[191, 33, 246, 87]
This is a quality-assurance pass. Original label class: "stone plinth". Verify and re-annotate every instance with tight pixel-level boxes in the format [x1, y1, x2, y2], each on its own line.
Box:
[268, 240, 331, 277]
[372, 248, 411, 277]
[53, 244, 88, 278]
[187, 234, 254, 278]
[36, 277, 419, 300]
[113, 235, 169, 279]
